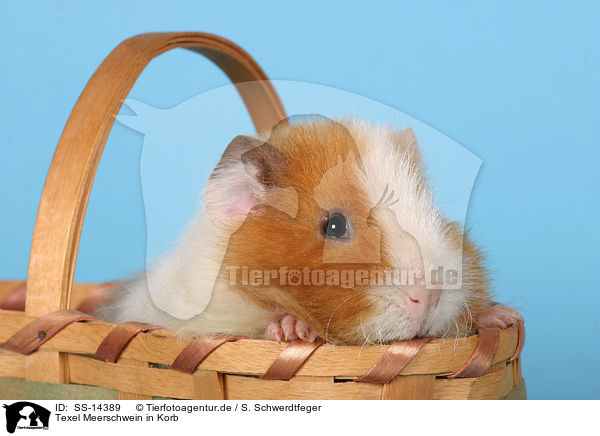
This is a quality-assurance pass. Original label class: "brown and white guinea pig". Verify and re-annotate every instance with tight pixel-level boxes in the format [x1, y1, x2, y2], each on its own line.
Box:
[95, 116, 522, 345]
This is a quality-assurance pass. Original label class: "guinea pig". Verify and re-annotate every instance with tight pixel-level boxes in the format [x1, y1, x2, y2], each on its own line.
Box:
[95, 116, 522, 345]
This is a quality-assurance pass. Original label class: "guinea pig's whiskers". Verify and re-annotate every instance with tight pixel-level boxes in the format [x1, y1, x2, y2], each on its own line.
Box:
[325, 293, 361, 343]
[358, 323, 376, 356]
[452, 320, 461, 354]
[376, 329, 385, 351]
[462, 302, 473, 335]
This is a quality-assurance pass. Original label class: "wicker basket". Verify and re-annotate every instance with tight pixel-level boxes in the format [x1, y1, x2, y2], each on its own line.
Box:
[0, 32, 525, 400]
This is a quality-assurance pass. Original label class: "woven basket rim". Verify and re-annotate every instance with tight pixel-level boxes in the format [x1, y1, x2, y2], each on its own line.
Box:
[0, 308, 520, 378]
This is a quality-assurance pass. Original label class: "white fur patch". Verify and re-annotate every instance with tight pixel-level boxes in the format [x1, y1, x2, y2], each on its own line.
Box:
[341, 120, 474, 341]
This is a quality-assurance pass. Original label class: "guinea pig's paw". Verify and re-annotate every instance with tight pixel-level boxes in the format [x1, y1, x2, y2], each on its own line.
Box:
[266, 319, 285, 343]
[266, 314, 318, 343]
[477, 304, 523, 329]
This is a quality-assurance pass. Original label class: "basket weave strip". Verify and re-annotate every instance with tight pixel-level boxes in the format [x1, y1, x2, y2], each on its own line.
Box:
[356, 337, 434, 384]
[507, 322, 525, 362]
[94, 321, 159, 362]
[448, 327, 500, 378]
[260, 339, 325, 381]
[0, 282, 26, 311]
[171, 336, 243, 374]
[0, 310, 95, 355]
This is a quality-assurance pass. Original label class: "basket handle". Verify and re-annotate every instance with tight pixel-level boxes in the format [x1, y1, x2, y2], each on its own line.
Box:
[26, 32, 286, 316]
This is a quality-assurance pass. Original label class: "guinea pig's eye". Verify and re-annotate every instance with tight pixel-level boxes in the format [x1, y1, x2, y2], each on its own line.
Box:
[322, 212, 350, 239]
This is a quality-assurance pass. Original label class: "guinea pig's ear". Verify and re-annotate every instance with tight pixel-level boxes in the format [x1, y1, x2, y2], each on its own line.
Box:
[240, 140, 288, 187]
[205, 135, 294, 230]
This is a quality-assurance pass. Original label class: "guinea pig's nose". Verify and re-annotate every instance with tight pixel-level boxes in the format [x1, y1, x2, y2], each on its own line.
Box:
[404, 286, 440, 319]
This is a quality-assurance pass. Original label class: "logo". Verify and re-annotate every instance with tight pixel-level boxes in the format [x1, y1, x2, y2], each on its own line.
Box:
[2, 402, 50, 434]
[117, 81, 481, 320]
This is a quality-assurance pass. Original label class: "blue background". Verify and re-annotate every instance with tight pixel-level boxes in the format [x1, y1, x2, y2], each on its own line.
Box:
[1, 1, 598, 399]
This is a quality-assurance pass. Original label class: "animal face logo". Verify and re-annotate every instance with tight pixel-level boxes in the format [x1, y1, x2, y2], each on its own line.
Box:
[2, 402, 50, 433]
[116, 80, 481, 320]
